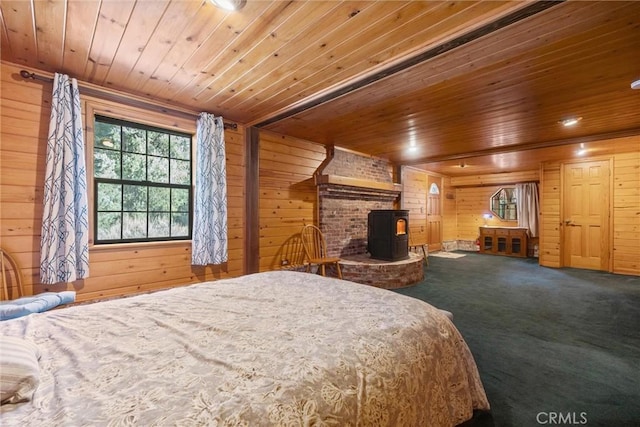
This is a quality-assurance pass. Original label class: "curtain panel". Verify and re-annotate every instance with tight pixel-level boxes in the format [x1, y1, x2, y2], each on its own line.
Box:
[40, 73, 89, 285]
[192, 113, 228, 265]
[515, 182, 540, 237]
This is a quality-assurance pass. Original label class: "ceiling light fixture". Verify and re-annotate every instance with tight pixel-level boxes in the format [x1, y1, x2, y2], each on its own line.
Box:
[210, 0, 246, 11]
[577, 143, 586, 156]
[631, 78, 640, 90]
[559, 116, 582, 127]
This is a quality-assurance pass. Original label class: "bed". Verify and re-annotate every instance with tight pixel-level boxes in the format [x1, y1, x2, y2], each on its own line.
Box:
[0, 271, 489, 426]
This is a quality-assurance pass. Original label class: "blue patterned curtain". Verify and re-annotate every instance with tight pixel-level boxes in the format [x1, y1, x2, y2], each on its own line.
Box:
[192, 113, 228, 265]
[40, 73, 89, 284]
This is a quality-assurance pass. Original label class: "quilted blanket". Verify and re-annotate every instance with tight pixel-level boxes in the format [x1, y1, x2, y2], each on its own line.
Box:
[0, 271, 489, 426]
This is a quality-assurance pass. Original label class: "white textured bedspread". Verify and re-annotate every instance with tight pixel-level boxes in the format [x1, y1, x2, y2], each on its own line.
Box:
[1, 271, 489, 426]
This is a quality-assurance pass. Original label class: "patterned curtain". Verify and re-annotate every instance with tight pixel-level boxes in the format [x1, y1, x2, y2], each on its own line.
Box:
[516, 182, 539, 237]
[40, 73, 89, 284]
[192, 113, 228, 265]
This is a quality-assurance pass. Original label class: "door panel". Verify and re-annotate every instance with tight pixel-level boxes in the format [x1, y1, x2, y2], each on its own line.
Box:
[563, 160, 610, 270]
[427, 177, 442, 251]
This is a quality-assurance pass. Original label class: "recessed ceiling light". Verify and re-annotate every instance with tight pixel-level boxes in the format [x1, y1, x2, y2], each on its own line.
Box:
[559, 117, 582, 127]
[210, 0, 246, 11]
[632, 79, 640, 90]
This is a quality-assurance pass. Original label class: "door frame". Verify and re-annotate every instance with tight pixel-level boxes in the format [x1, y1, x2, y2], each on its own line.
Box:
[559, 156, 614, 272]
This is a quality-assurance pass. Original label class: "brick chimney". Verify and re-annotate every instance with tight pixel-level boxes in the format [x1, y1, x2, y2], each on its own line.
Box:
[314, 147, 401, 257]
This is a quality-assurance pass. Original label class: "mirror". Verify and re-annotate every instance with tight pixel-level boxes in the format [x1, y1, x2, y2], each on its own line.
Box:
[490, 187, 517, 220]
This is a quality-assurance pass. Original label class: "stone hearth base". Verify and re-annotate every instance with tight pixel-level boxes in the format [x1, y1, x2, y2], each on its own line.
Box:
[339, 252, 424, 289]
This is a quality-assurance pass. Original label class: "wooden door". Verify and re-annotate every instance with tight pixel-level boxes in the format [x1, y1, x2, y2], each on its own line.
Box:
[427, 176, 443, 251]
[562, 160, 610, 270]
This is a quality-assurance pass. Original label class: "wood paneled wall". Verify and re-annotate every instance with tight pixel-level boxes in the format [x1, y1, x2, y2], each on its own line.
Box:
[1, 62, 245, 302]
[401, 167, 428, 244]
[455, 186, 518, 241]
[539, 163, 561, 267]
[612, 151, 640, 275]
[401, 167, 455, 245]
[448, 170, 536, 242]
[442, 176, 457, 242]
[540, 145, 640, 275]
[258, 130, 325, 271]
[450, 170, 540, 187]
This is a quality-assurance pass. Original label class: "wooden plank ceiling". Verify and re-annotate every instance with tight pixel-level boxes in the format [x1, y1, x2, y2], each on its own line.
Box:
[1, 0, 639, 176]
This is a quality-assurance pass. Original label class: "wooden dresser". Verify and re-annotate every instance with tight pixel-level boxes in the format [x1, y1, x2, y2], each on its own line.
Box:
[479, 227, 528, 258]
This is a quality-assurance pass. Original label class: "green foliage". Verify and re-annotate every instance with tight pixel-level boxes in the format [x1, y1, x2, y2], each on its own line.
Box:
[94, 117, 192, 242]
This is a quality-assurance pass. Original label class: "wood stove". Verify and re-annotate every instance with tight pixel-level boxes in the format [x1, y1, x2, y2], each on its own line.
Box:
[367, 209, 409, 261]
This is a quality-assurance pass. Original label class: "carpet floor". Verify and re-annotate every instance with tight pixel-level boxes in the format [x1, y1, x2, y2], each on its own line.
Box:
[394, 252, 640, 427]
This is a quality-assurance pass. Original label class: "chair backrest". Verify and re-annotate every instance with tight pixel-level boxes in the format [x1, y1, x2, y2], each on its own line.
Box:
[301, 225, 328, 260]
[1, 248, 24, 301]
[409, 226, 427, 246]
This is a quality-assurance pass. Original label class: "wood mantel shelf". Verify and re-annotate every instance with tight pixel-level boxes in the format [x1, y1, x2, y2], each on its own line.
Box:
[315, 174, 402, 193]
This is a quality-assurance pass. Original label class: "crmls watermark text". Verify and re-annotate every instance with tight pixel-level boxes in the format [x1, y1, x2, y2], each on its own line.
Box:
[536, 412, 588, 425]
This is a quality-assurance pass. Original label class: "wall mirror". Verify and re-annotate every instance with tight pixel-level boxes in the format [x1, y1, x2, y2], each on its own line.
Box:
[490, 187, 517, 220]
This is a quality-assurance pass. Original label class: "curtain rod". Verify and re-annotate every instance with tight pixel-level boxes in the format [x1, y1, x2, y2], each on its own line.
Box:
[19, 70, 238, 130]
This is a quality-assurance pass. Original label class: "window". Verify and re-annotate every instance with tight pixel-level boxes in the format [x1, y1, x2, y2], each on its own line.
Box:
[93, 115, 192, 243]
[490, 187, 517, 221]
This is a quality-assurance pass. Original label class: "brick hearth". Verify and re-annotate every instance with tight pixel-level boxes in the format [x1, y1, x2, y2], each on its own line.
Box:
[339, 252, 424, 289]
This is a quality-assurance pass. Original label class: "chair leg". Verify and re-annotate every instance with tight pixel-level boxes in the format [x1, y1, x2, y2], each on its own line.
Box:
[320, 264, 326, 277]
[422, 245, 428, 266]
[335, 262, 342, 279]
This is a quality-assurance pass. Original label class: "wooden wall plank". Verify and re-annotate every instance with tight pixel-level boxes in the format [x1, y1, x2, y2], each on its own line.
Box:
[258, 130, 325, 271]
[401, 166, 428, 244]
[450, 170, 540, 187]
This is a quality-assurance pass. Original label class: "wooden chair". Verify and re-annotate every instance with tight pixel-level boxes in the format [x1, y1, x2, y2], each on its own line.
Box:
[301, 225, 342, 279]
[409, 232, 429, 266]
[1, 247, 24, 301]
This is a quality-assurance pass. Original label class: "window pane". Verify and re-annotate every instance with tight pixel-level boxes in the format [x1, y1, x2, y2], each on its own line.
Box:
[171, 135, 191, 160]
[122, 153, 147, 181]
[123, 185, 147, 212]
[149, 213, 170, 238]
[172, 188, 189, 212]
[148, 156, 169, 183]
[149, 187, 170, 212]
[122, 152, 146, 181]
[94, 122, 121, 150]
[94, 148, 121, 179]
[97, 212, 121, 240]
[123, 213, 147, 239]
[122, 127, 146, 154]
[148, 132, 169, 156]
[170, 159, 190, 185]
[97, 183, 122, 211]
[171, 213, 189, 237]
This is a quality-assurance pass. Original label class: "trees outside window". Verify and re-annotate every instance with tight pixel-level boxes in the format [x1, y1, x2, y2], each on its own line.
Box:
[93, 116, 192, 243]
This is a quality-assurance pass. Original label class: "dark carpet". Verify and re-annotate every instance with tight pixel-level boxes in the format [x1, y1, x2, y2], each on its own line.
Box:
[394, 252, 640, 427]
